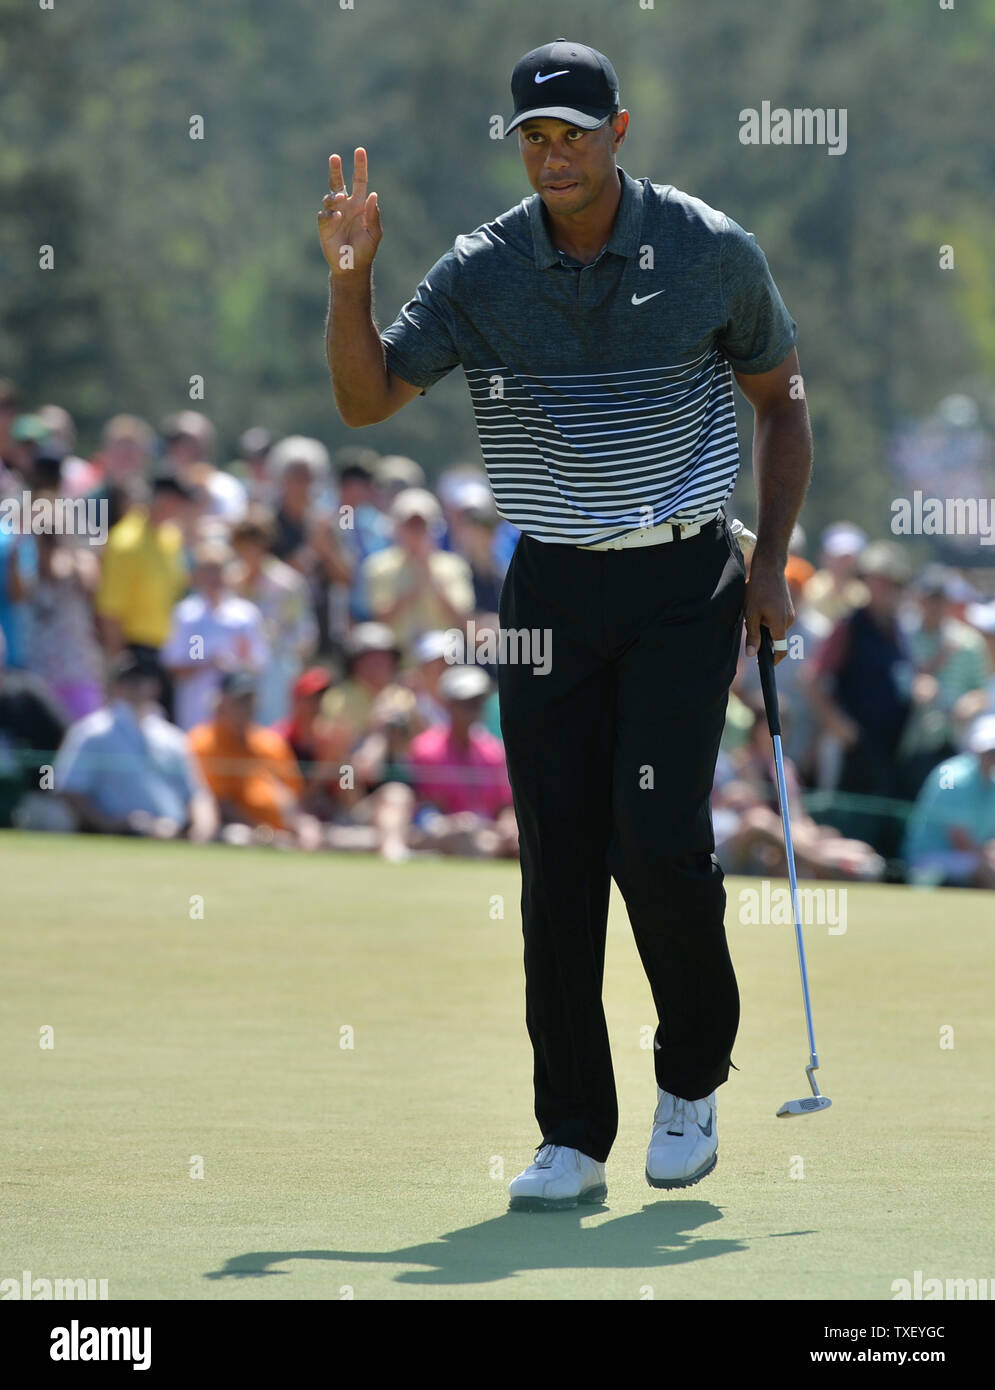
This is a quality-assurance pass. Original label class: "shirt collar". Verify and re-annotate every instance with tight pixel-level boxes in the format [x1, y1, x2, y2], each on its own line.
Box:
[527, 166, 644, 270]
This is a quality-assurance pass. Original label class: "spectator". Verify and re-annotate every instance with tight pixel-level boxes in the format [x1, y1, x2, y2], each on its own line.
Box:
[35, 404, 96, 497]
[230, 507, 318, 725]
[271, 666, 334, 816]
[189, 671, 322, 849]
[904, 713, 995, 887]
[53, 651, 216, 841]
[162, 539, 268, 731]
[898, 565, 990, 795]
[804, 522, 870, 624]
[268, 435, 351, 659]
[0, 627, 68, 827]
[24, 523, 103, 722]
[407, 630, 452, 729]
[957, 599, 995, 720]
[86, 414, 157, 533]
[408, 665, 517, 858]
[161, 410, 248, 524]
[451, 500, 506, 615]
[0, 523, 37, 672]
[229, 427, 274, 505]
[0, 379, 24, 476]
[807, 541, 916, 859]
[736, 552, 830, 779]
[373, 454, 426, 503]
[713, 699, 884, 881]
[95, 472, 194, 666]
[361, 488, 474, 662]
[436, 466, 491, 550]
[332, 683, 422, 862]
[334, 446, 394, 622]
[314, 622, 419, 778]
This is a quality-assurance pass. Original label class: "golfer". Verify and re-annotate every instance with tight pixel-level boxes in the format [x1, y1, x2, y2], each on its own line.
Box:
[320, 38, 812, 1209]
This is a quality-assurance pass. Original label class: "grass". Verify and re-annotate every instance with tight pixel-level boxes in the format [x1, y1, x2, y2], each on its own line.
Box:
[1, 831, 991, 1300]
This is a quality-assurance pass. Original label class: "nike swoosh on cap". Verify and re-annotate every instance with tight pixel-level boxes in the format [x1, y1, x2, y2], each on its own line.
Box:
[631, 291, 665, 305]
[535, 70, 570, 83]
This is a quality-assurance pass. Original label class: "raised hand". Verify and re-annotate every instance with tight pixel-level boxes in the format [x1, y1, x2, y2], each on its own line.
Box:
[318, 148, 382, 276]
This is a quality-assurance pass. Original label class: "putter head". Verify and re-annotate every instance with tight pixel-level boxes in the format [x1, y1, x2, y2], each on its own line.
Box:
[777, 1096, 832, 1117]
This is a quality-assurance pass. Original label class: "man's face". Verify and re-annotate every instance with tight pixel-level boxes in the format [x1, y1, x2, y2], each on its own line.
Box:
[447, 695, 486, 732]
[281, 462, 313, 509]
[518, 114, 627, 217]
[195, 560, 227, 599]
[105, 436, 149, 481]
[397, 514, 434, 557]
[865, 573, 904, 614]
[353, 649, 397, 690]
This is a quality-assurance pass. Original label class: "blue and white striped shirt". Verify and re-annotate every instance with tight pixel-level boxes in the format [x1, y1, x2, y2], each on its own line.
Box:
[381, 166, 797, 546]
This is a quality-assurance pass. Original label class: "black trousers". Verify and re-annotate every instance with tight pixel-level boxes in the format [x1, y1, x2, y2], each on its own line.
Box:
[496, 513, 745, 1163]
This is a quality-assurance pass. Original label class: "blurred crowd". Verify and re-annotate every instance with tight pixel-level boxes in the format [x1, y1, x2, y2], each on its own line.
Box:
[1, 377, 994, 883]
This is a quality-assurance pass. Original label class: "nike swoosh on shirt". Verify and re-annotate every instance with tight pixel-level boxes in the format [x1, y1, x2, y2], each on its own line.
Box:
[535, 70, 570, 83]
[631, 290, 666, 305]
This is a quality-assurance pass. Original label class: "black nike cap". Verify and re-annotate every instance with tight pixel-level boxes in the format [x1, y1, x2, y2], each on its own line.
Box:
[505, 38, 620, 137]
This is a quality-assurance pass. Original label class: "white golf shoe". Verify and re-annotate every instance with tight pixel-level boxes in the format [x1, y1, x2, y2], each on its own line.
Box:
[645, 1087, 718, 1189]
[508, 1143, 608, 1212]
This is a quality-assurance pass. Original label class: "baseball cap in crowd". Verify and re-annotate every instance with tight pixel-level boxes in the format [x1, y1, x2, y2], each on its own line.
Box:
[390, 487, 443, 526]
[293, 667, 333, 699]
[375, 455, 426, 493]
[945, 574, 979, 605]
[414, 630, 454, 665]
[438, 665, 493, 703]
[219, 670, 259, 700]
[344, 623, 401, 663]
[446, 478, 493, 514]
[821, 522, 867, 558]
[268, 435, 330, 480]
[857, 541, 912, 585]
[239, 426, 272, 460]
[966, 713, 995, 756]
[915, 564, 956, 598]
[505, 39, 620, 135]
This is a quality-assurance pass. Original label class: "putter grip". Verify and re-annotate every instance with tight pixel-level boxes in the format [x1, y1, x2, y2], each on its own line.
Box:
[758, 625, 781, 736]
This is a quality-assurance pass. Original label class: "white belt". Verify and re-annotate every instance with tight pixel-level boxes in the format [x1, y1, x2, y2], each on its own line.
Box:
[577, 509, 723, 552]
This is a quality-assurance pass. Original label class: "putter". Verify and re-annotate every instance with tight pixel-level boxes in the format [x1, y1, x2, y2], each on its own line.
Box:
[757, 625, 832, 1118]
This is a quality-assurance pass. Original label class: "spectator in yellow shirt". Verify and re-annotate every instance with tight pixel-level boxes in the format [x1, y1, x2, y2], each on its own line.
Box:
[95, 475, 194, 654]
[360, 488, 474, 664]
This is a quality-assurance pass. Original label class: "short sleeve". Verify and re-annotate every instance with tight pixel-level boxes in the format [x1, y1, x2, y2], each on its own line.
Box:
[716, 217, 798, 374]
[380, 250, 461, 395]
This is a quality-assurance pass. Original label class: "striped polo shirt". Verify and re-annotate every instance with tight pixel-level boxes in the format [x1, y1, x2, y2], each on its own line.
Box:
[380, 166, 797, 546]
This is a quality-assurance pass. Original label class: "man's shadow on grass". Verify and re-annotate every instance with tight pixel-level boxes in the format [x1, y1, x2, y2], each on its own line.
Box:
[204, 1199, 816, 1288]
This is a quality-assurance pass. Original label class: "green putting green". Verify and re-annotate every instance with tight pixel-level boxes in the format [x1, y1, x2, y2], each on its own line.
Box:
[1, 831, 990, 1301]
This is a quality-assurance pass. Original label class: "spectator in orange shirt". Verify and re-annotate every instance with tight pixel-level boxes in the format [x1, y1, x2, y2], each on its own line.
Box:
[188, 671, 322, 849]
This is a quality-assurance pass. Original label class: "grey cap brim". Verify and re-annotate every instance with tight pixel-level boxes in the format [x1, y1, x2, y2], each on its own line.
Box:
[504, 107, 611, 136]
